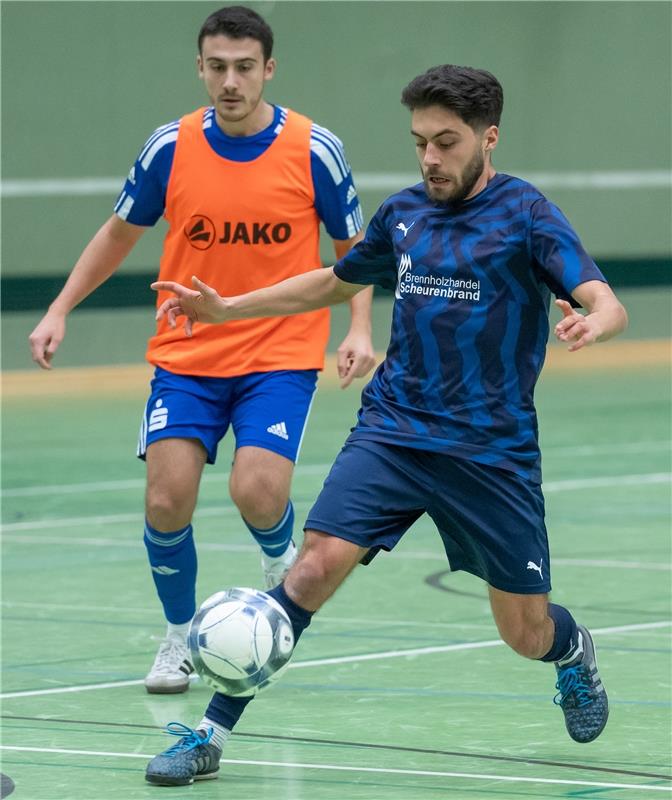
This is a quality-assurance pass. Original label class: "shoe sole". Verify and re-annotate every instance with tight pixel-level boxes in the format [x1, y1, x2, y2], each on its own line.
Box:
[145, 770, 219, 786]
[144, 681, 190, 695]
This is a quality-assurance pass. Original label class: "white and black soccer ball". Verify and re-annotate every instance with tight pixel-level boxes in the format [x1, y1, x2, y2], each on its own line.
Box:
[188, 587, 295, 697]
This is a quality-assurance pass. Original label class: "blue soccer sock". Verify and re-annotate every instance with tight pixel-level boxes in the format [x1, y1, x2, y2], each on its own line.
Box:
[539, 602, 580, 663]
[243, 501, 294, 557]
[204, 582, 313, 730]
[143, 520, 197, 625]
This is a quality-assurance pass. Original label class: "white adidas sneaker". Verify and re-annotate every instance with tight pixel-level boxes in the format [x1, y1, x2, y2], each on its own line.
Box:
[261, 541, 298, 589]
[144, 637, 194, 694]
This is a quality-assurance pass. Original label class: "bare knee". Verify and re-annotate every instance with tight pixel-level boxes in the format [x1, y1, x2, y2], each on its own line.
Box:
[145, 485, 194, 531]
[230, 472, 289, 527]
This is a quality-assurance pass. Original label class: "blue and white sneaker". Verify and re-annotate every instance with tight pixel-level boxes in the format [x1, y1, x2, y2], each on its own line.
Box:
[554, 625, 609, 743]
[145, 723, 221, 785]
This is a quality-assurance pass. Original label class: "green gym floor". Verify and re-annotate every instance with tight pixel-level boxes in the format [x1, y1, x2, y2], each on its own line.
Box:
[1, 346, 671, 799]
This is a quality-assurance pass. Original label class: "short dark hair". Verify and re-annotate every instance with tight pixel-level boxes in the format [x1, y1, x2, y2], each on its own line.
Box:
[198, 5, 274, 61]
[401, 65, 503, 130]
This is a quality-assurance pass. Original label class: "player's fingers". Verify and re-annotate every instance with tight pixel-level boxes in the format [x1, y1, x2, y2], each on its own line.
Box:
[554, 298, 574, 318]
[349, 352, 377, 377]
[558, 318, 587, 341]
[156, 297, 180, 321]
[191, 276, 217, 297]
[339, 368, 355, 389]
[184, 317, 194, 338]
[32, 348, 53, 370]
[151, 280, 184, 294]
[336, 347, 351, 378]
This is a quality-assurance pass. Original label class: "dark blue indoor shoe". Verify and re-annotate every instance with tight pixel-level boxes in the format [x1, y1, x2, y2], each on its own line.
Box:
[145, 722, 221, 786]
[554, 625, 609, 743]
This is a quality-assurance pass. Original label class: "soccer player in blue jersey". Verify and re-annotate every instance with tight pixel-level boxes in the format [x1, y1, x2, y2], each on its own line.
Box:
[28, 6, 375, 694]
[145, 64, 627, 784]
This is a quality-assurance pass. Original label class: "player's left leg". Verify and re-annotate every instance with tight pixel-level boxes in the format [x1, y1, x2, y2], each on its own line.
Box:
[229, 370, 318, 588]
[145, 531, 367, 786]
[489, 588, 609, 743]
[426, 455, 609, 743]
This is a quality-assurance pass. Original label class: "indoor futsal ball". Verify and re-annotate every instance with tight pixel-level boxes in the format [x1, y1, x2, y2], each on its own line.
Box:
[188, 587, 295, 696]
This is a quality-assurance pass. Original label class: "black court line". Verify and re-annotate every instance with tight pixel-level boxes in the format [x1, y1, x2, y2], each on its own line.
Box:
[424, 570, 671, 617]
[2, 715, 670, 782]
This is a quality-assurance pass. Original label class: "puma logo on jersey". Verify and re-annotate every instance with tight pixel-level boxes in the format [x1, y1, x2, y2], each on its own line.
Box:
[396, 221, 416, 238]
[526, 558, 543, 578]
[267, 421, 289, 440]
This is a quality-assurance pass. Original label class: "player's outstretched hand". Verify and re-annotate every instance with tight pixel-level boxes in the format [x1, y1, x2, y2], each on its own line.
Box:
[553, 299, 600, 352]
[151, 276, 227, 337]
[336, 330, 377, 389]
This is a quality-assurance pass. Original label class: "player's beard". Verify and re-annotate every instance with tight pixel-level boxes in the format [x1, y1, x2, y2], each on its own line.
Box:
[424, 147, 485, 206]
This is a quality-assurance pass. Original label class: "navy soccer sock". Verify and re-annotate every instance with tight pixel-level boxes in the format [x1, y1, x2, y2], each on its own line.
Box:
[243, 501, 294, 557]
[204, 582, 313, 731]
[143, 520, 197, 625]
[539, 602, 580, 664]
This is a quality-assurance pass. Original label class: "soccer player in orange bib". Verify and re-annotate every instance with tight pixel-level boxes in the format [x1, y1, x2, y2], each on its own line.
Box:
[28, 5, 375, 694]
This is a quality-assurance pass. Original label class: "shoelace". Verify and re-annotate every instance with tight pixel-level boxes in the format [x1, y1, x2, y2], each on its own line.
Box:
[162, 722, 213, 757]
[153, 639, 187, 673]
[553, 665, 593, 708]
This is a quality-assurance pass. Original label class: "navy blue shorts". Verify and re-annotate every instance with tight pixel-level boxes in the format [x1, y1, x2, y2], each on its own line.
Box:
[305, 438, 551, 594]
[137, 367, 318, 464]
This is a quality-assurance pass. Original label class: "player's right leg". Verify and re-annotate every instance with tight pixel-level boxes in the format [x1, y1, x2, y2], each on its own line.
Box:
[145, 531, 366, 785]
[143, 437, 207, 693]
[137, 367, 234, 693]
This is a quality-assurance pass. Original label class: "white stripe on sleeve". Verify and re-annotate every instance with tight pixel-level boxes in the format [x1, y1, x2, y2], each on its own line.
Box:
[116, 194, 135, 221]
[138, 120, 180, 163]
[310, 140, 344, 186]
[140, 130, 179, 171]
[312, 124, 350, 177]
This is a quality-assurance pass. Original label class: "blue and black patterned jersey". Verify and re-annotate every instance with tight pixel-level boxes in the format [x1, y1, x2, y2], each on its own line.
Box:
[333, 173, 606, 483]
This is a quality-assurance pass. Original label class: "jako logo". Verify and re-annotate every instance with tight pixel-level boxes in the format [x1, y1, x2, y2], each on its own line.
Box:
[395, 254, 412, 299]
[184, 215, 216, 250]
[184, 216, 292, 248]
[218, 221, 291, 245]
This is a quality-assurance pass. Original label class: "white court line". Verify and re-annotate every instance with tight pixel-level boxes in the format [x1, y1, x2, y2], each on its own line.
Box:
[2, 170, 671, 196]
[1, 534, 670, 572]
[2, 472, 669, 533]
[0, 600, 495, 628]
[4, 442, 669, 498]
[2, 620, 668, 700]
[1, 462, 330, 498]
[0, 746, 669, 792]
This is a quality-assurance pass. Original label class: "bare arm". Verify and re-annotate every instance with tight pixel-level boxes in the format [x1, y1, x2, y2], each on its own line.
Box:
[29, 215, 146, 368]
[152, 268, 366, 336]
[554, 280, 628, 352]
[331, 232, 376, 387]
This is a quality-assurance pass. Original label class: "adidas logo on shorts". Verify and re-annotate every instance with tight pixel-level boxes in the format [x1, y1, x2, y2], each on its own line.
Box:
[267, 421, 289, 440]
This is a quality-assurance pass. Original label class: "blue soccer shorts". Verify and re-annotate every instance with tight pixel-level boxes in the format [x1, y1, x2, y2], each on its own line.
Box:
[304, 438, 552, 594]
[137, 367, 318, 464]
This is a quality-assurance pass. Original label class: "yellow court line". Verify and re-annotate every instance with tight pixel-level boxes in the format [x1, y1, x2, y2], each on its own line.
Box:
[2, 340, 670, 398]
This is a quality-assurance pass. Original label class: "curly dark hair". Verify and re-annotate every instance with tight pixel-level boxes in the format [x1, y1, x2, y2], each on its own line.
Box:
[401, 65, 503, 130]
